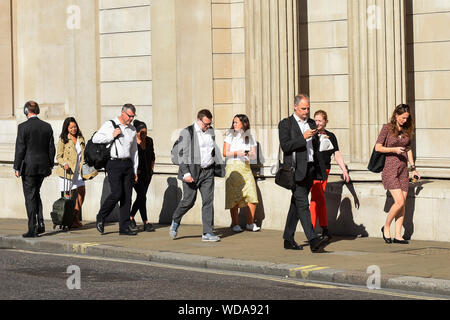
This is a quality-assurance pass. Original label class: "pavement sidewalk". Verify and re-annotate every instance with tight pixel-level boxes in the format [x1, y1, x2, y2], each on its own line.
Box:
[1, 218, 450, 297]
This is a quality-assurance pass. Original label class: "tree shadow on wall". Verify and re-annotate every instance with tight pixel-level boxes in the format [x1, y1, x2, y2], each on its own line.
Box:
[324, 180, 368, 241]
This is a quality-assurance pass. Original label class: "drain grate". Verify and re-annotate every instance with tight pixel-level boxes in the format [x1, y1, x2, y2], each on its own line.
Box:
[393, 247, 450, 256]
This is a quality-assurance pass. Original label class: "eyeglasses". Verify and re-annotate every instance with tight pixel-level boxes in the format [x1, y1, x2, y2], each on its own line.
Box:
[201, 119, 212, 128]
[124, 111, 136, 119]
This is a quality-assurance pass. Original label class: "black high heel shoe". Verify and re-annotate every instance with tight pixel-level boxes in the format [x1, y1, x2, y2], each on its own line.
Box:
[393, 238, 409, 244]
[381, 227, 392, 244]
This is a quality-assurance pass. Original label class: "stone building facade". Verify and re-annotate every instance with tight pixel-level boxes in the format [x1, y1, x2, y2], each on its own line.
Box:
[1, 0, 449, 241]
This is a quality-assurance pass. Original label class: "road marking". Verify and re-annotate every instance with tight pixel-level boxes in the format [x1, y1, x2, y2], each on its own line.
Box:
[72, 243, 100, 254]
[4, 249, 447, 300]
[289, 265, 330, 279]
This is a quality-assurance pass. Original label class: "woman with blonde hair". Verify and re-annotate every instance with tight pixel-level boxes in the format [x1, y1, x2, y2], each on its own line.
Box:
[376, 104, 420, 244]
[310, 110, 350, 237]
[223, 114, 260, 232]
[56, 117, 86, 228]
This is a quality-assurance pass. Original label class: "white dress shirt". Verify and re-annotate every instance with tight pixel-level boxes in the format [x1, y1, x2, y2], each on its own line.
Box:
[293, 113, 314, 162]
[195, 122, 215, 168]
[183, 122, 215, 179]
[92, 117, 139, 174]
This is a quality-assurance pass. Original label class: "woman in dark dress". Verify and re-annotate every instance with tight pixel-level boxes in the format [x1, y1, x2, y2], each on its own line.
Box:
[376, 104, 420, 244]
[130, 120, 156, 232]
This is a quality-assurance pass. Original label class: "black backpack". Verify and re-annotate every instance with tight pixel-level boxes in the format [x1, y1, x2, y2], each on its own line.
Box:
[84, 120, 119, 170]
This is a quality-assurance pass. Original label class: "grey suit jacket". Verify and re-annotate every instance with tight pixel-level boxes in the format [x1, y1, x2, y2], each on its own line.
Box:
[177, 125, 224, 181]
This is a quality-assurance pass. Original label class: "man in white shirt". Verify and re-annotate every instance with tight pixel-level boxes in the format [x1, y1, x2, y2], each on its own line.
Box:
[94, 104, 139, 236]
[278, 94, 329, 252]
[170, 109, 221, 242]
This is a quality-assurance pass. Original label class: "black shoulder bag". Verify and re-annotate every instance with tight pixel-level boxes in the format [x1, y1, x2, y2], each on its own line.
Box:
[275, 119, 296, 190]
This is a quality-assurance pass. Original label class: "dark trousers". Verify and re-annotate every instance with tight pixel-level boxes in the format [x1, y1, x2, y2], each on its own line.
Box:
[130, 175, 152, 222]
[172, 167, 215, 234]
[283, 163, 319, 243]
[22, 175, 45, 232]
[98, 159, 134, 232]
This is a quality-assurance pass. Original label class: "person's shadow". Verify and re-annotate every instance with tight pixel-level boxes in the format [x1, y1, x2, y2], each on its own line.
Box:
[158, 177, 182, 224]
[383, 179, 432, 240]
[324, 179, 367, 241]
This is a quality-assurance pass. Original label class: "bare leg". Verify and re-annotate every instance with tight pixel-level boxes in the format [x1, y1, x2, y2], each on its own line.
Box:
[247, 203, 257, 225]
[230, 205, 239, 226]
[384, 189, 405, 239]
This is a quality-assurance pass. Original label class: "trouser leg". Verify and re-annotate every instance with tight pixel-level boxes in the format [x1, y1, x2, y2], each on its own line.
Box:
[172, 180, 198, 225]
[198, 168, 215, 234]
[119, 161, 134, 232]
[22, 175, 44, 232]
[98, 161, 123, 221]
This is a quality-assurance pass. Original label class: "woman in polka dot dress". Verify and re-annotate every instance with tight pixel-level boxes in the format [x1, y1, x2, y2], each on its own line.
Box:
[375, 104, 420, 244]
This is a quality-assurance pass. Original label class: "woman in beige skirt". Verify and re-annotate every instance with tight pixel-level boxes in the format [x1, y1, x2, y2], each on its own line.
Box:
[223, 114, 260, 232]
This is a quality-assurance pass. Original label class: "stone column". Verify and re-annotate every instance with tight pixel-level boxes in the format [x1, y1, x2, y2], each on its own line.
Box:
[347, 0, 407, 164]
[245, 0, 299, 126]
[244, 0, 299, 171]
[0, 0, 13, 118]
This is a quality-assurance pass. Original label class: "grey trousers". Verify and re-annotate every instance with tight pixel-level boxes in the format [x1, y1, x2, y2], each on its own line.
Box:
[172, 167, 215, 234]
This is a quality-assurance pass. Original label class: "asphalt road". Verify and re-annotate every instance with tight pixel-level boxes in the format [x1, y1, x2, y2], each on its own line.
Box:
[0, 249, 442, 304]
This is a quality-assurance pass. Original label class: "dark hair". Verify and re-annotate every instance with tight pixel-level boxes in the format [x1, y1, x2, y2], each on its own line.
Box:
[24, 101, 40, 115]
[390, 104, 414, 138]
[60, 117, 83, 144]
[133, 119, 147, 133]
[197, 109, 213, 120]
[230, 114, 250, 132]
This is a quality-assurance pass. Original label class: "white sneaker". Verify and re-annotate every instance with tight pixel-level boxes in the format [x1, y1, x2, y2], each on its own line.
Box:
[246, 223, 261, 232]
[232, 225, 244, 233]
[202, 233, 221, 242]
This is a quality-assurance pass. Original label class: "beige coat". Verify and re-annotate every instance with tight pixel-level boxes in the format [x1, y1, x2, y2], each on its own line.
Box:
[56, 136, 86, 180]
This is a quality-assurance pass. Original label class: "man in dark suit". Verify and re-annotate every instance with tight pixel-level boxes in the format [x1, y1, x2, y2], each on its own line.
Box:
[169, 109, 224, 242]
[14, 101, 55, 237]
[278, 94, 329, 252]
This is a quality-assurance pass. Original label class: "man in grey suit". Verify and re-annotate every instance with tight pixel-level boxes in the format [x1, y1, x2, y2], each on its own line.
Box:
[170, 109, 222, 242]
[278, 94, 330, 252]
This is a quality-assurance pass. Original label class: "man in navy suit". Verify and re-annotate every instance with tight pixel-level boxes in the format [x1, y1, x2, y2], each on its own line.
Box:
[14, 101, 55, 237]
[278, 94, 329, 252]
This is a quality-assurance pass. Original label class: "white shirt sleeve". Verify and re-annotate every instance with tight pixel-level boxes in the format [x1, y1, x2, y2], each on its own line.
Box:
[92, 121, 115, 144]
[224, 131, 233, 144]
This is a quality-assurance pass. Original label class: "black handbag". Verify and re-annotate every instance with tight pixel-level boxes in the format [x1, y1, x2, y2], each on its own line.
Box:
[275, 146, 296, 190]
[367, 145, 386, 173]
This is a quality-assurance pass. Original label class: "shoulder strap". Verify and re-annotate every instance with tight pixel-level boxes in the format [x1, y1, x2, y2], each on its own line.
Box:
[187, 125, 195, 164]
[109, 120, 119, 158]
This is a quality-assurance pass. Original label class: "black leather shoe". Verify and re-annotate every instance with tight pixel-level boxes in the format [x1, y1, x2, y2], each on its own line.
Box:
[96, 216, 105, 234]
[284, 239, 303, 250]
[119, 228, 138, 236]
[23, 229, 38, 238]
[381, 227, 392, 244]
[144, 223, 155, 232]
[37, 223, 45, 234]
[310, 235, 329, 253]
[393, 238, 409, 244]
